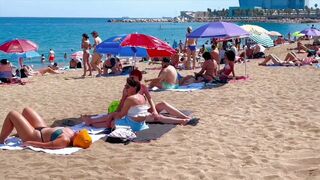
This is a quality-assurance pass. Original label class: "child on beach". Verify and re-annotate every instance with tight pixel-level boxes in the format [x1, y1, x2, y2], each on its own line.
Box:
[48, 49, 55, 65]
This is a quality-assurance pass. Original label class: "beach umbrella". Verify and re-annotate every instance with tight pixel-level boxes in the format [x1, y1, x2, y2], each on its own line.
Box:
[241, 24, 270, 35]
[97, 33, 176, 58]
[96, 34, 148, 57]
[249, 33, 274, 48]
[0, 39, 38, 53]
[71, 51, 84, 59]
[187, 22, 249, 38]
[269, 31, 282, 37]
[11, 51, 40, 60]
[300, 28, 320, 37]
[292, 31, 305, 37]
[120, 33, 176, 55]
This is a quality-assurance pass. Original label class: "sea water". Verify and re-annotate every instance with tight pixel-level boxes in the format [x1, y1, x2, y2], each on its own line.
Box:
[0, 17, 319, 69]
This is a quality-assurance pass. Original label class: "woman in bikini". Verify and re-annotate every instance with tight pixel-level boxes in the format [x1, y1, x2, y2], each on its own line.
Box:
[184, 26, 197, 70]
[214, 50, 236, 83]
[81, 33, 92, 77]
[0, 107, 92, 149]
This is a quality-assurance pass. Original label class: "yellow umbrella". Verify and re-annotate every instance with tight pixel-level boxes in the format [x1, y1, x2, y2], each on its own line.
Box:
[241, 24, 270, 35]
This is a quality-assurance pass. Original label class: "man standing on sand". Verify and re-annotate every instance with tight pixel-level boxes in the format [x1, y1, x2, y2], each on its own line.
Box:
[48, 49, 55, 65]
[145, 57, 178, 90]
[90, 31, 103, 76]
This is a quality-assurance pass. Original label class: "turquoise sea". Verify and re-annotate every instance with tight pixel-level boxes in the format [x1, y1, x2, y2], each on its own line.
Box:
[0, 17, 319, 69]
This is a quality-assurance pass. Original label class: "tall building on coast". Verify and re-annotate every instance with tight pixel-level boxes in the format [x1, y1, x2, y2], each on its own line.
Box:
[239, 0, 309, 9]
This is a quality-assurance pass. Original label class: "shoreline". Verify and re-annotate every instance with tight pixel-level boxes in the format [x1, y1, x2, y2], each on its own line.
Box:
[109, 17, 320, 24]
[0, 42, 319, 179]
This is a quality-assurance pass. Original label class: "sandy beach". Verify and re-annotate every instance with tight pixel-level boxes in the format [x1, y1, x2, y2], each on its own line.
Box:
[0, 42, 319, 179]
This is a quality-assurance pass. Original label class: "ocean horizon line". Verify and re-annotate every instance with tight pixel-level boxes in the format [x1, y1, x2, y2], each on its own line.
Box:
[0, 16, 174, 19]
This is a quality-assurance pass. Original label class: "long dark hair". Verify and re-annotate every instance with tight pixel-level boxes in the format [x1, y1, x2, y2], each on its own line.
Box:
[127, 77, 141, 93]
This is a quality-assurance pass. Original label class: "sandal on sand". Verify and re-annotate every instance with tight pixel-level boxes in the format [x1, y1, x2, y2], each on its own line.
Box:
[186, 117, 200, 126]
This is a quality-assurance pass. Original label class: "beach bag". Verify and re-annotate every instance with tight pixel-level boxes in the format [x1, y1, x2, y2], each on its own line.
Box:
[105, 127, 136, 144]
[108, 100, 120, 113]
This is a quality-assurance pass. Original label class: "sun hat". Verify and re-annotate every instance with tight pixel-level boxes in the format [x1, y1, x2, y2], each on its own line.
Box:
[73, 129, 92, 149]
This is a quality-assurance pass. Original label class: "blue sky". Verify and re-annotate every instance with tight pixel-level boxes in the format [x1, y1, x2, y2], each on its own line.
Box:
[0, 0, 318, 18]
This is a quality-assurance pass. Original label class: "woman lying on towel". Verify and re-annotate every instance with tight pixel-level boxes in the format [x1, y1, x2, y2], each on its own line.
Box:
[22, 64, 62, 76]
[259, 52, 318, 66]
[83, 77, 193, 131]
[0, 107, 92, 149]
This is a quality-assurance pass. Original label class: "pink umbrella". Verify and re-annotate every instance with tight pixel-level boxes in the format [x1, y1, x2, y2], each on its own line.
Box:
[71, 51, 83, 59]
[120, 33, 176, 56]
[0, 39, 38, 53]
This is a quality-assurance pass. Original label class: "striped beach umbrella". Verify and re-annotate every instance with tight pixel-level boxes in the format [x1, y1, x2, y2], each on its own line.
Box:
[249, 33, 274, 48]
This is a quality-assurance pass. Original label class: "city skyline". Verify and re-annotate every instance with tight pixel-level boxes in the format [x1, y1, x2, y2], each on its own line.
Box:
[0, 0, 318, 18]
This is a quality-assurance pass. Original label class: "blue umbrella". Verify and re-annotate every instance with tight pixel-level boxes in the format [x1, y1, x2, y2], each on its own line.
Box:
[187, 22, 249, 38]
[11, 51, 40, 59]
[96, 34, 148, 57]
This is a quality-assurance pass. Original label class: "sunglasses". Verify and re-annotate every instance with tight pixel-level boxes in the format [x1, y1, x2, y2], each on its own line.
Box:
[125, 84, 131, 89]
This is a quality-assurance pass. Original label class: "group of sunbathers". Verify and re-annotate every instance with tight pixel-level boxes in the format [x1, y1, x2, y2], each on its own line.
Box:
[0, 69, 197, 149]
[145, 50, 236, 90]
[259, 41, 319, 66]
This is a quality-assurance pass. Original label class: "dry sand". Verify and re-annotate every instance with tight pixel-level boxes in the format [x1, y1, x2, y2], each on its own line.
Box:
[0, 42, 319, 179]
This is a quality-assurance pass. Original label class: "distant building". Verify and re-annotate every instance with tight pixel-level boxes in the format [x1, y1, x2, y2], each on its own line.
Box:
[239, 0, 309, 9]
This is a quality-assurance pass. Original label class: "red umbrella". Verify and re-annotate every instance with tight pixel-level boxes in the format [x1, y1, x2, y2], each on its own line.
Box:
[120, 33, 176, 57]
[0, 39, 38, 53]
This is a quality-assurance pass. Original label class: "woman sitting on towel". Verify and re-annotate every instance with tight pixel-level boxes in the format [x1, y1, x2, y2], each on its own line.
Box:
[214, 50, 236, 83]
[0, 107, 92, 149]
[83, 76, 192, 131]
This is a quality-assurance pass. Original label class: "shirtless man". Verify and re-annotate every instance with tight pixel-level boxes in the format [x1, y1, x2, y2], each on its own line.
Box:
[210, 44, 220, 68]
[145, 57, 178, 89]
[90, 31, 103, 76]
[184, 26, 197, 70]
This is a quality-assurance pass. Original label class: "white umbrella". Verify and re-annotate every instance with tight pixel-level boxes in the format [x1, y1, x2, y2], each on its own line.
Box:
[269, 31, 282, 37]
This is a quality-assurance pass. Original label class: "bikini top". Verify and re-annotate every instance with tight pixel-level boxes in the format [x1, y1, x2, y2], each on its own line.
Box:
[50, 129, 63, 141]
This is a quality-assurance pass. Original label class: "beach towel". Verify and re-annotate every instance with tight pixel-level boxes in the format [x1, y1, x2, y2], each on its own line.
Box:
[133, 110, 198, 143]
[151, 81, 226, 92]
[227, 76, 250, 83]
[0, 123, 107, 155]
[151, 82, 205, 92]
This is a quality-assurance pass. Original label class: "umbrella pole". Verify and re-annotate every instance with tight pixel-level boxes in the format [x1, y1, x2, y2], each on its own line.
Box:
[244, 57, 247, 77]
[133, 53, 136, 68]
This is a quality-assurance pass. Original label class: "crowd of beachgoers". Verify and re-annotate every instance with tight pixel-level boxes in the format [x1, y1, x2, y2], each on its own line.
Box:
[0, 23, 320, 178]
[1, 25, 320, 148]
